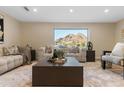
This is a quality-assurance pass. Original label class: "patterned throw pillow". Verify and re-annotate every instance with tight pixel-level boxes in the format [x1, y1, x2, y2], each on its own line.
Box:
[45, 46, 52, 54]
[3, 47, 10, 56]
[0, 47, 4, 56]
[39, 47, 45, 54]
[3, 45, 20, 56]
[69, 46, 79, 53]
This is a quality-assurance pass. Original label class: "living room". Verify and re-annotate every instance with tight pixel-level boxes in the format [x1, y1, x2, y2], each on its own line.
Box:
[0, 2, 124, 91]
[0, 7, 119, 59]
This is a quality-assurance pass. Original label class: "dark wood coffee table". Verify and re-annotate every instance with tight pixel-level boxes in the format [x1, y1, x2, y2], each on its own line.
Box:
[32, 57, 83, 87]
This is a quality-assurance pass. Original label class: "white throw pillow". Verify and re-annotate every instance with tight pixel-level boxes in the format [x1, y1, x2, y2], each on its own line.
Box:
[45, 46, 52, 54]
[39, 47, 45, 54]
[111, 43, 124, 57]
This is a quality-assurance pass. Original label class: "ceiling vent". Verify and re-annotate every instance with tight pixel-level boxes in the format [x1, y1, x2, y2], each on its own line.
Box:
[23, 6, 30, 12]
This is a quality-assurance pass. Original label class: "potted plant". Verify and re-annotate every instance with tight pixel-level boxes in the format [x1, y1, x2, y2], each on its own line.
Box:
[53, 49, 65, 59]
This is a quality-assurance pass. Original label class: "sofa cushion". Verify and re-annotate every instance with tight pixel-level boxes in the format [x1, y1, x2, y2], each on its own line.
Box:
[0, 64, 8, 74]
[11, 55, 23, 67]
[7, 45, 20, 55]
[3, 45, 20, 56]
[69, 46, 79, 53]
[3, 47, 10, 56]
[3, 56, 15, 70]
[0, 55, 23, 74]
[3, 56, 17, 68]
[0, 58, 8, 66]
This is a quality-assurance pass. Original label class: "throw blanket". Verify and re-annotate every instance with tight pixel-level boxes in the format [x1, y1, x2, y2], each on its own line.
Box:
[18, 46, 31, 64]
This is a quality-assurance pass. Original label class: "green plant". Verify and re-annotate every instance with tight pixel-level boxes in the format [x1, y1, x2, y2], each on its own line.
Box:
[53, 49, 65, 59]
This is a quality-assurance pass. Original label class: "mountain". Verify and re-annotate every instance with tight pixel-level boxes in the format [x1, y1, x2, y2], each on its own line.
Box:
[56, 33, 87, 47]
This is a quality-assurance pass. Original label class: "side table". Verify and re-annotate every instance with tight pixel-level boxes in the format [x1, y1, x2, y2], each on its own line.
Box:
[31, 49, 36, 61]
[86, 50, 95, 62]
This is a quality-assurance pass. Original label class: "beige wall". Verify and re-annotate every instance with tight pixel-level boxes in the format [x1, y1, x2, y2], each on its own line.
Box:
[20, 23, 54, 47]
[0, 11, 21, 47]
[115, 19, 124, 42]
[20, 22, 116, 59]
[0, 10, 117, 59]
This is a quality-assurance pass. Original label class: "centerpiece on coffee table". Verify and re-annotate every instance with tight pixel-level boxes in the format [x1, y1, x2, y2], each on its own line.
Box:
[48, 49, 67, 64]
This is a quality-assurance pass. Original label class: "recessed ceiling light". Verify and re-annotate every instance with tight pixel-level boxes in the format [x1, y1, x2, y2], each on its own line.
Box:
[104, 9, 109, 13]
[33, 8, 37, 12]
[69, 9, 74, 13]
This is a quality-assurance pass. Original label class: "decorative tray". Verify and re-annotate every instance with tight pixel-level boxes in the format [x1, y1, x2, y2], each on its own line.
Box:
[48, 58, 67, 64]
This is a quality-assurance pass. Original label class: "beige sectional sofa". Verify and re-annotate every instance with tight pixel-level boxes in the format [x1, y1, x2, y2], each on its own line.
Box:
[0, 55, 23, 74]
[0, 45, 32, 75]
[37, 45, 86, 62]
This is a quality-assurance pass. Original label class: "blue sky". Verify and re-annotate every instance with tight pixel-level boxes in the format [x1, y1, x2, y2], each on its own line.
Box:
[54, 29, 88, 40]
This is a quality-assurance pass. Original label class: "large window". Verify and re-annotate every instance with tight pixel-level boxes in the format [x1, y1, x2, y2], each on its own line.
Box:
[54, 28, 88, 48]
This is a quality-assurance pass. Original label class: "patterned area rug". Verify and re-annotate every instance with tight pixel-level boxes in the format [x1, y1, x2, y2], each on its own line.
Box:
[0, 62, 36, 87]
[84, 61, 124, 87]
[0, 61, 124, 87]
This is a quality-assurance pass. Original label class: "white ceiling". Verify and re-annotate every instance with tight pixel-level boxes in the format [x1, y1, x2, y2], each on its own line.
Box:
[0, 6, 124, 23]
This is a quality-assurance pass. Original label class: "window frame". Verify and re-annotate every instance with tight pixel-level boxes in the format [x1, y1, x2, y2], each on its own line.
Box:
[54, 27, 90, 48]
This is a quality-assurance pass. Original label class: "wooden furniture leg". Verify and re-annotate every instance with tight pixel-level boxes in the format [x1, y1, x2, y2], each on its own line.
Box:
[102, 60, 106, 69]
[123, 59, 124, 79]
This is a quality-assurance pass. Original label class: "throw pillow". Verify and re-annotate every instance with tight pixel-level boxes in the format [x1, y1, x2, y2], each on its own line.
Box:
[39, 47, 45, 54]
[3, 47, 10, 56]
[45, 46, 52, 54]
[18, 46, 25, 53]
[0, 46, 4, 56]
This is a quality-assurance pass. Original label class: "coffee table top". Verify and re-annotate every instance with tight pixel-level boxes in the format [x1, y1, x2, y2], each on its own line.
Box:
[34, 57, 82, 67]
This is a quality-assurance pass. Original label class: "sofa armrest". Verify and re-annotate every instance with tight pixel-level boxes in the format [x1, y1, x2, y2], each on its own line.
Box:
[101, 50, 111, 62]
[102, 50, 111, 55]
[105, 53, 111, 55]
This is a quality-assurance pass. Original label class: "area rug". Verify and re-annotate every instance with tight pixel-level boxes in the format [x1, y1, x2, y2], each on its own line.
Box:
[0, 61, 124, 87]
[84, 62, 124, 87]
[0, 62, 36, 87]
